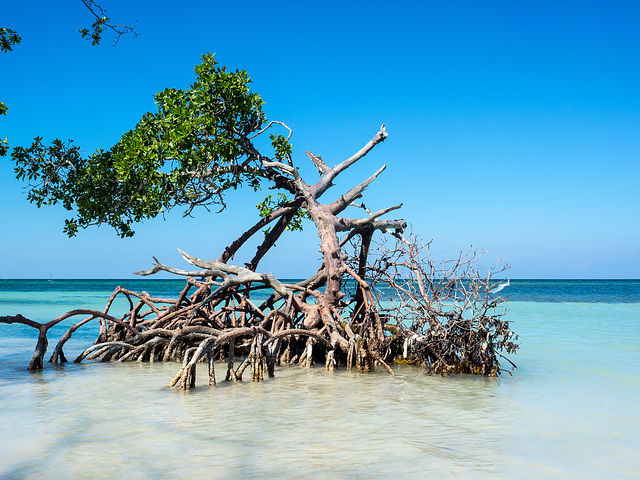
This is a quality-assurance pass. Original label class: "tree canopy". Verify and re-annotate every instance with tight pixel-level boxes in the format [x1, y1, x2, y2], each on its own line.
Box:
[12, 53, 299, 237]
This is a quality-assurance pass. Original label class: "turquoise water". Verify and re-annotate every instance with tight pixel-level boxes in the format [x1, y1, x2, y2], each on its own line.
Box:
[1, 280, 639, 479]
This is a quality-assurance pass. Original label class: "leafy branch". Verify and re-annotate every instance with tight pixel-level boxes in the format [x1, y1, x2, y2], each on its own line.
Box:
[0, 27, 21, 53]
[79, 0, 138, 46]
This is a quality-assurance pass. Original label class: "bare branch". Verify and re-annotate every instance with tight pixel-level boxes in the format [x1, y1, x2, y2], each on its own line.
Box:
[335, 204, 405, 232]
[312, 125, 388, 199]
[306, 151, 330, 175]
[328, 164, 387, 214]
[80, 0, 138, 46]
[248, 120, 293, 140]
[331, 124, 387, 178]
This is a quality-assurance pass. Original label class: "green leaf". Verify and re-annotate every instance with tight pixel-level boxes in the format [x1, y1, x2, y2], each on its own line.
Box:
[10, 54, 286, 238]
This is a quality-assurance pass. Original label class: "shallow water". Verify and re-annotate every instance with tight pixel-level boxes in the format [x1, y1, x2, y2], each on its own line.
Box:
[1, 280, 639, 479]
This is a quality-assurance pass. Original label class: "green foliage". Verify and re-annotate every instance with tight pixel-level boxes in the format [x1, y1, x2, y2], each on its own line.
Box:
[0, 28, 21, 53]
[0, 103, 7, 156]
[1, 28, 21, 156]
[270, 134, 293, 166]
[79, 15, 109, 46]
[256, 193, 309, 235]
[12, 54, 292, 238]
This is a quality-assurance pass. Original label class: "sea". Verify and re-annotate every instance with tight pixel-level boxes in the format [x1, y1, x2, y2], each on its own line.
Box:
[0, 279, 638, 479]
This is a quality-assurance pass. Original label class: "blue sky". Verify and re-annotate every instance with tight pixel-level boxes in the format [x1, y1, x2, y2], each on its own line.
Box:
[1, 0, 639, 279]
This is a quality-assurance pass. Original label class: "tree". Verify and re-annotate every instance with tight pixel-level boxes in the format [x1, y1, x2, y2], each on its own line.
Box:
[1, 54, 518, 386]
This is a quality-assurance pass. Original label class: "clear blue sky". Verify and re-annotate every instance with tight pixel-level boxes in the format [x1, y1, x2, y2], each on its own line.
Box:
[1, 0, 639, 279]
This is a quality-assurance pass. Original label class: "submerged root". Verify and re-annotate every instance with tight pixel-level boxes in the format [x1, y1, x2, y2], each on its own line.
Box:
[3, 253, 518, 388]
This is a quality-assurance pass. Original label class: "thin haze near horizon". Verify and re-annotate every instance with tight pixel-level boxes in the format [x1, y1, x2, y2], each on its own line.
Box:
[1, 1, 639, 279]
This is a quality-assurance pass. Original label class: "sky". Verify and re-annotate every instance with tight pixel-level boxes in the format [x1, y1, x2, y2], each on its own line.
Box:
[1, 0, 639, 279]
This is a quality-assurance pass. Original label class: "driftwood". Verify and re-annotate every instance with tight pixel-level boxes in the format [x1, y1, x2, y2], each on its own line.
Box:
[2, 126, 518, 387]
[353, 233, 518, 375]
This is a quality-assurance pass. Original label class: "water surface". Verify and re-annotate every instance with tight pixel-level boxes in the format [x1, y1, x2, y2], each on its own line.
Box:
[1, 280, 638, 479]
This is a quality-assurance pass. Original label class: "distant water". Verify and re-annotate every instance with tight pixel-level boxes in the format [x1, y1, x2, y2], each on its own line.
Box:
[1, 279, 639, 479]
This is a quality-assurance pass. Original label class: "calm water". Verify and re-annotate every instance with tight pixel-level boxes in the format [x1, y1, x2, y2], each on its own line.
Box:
[0, 279, 639, 479]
